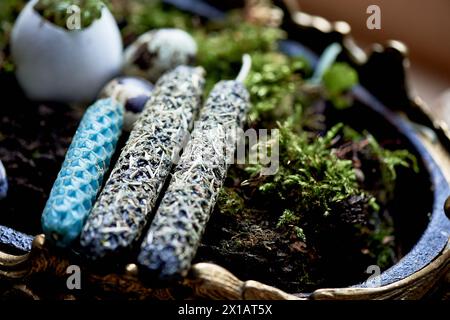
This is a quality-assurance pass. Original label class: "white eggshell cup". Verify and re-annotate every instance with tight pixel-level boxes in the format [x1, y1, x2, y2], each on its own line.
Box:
[11, 0, 123, 103]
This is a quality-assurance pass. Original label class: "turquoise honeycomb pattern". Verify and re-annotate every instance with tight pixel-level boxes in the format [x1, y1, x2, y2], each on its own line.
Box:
[41, 98, 124, 248]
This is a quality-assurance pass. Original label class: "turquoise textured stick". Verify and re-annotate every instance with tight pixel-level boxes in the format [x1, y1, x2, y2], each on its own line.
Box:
[41, 98, 124, 248]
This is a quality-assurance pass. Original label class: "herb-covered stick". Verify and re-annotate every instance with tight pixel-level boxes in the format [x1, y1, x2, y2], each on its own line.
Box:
[80, 66, 205, 260]
[138, 55, 251, 280]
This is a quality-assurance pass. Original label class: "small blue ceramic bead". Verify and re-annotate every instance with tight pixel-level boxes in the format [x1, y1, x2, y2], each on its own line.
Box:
[0, 160, 7, 200]
[41, 98, 124, 248]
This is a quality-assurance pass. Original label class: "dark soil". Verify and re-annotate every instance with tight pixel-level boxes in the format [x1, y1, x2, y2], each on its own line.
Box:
[0, 73, 83, 235]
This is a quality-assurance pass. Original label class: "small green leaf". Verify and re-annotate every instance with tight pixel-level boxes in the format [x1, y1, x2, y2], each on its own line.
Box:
[294, 226, 306, 241]
[323, 62, 359, 96]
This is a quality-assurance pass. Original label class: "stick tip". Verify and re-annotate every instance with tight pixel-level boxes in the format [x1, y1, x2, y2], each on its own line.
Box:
[236, 54, 252, 83]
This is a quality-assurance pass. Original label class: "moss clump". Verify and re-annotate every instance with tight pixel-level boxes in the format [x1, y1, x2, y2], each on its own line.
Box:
[202, 27, 417, 288]
[217, 187, 245, 217]
[207, 118, 416, 291]
[0, 0, 25, 72]
[112, 1, 285, 93]
[34, 0, 107, 29]
[366, 134, 419, 198]
[340, 126, 419, 203]
[245, 52, 309, 124]
[119, 0, 195, 36]
[0, 0, 419, 291]
[247, 122, 364, 220]
[194, 23, 285, 92]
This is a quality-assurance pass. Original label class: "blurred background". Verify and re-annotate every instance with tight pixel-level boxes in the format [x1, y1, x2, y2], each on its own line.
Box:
[295, 0, 450, 126]
[1, 0, 449, 124]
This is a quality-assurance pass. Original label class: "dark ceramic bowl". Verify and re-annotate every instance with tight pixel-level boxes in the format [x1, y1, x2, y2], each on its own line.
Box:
[0, 0, 449, 300]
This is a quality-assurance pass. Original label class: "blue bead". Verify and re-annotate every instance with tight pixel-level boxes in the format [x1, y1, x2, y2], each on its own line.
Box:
[41, 98, 124, 248]
[0, 160, 7, 200]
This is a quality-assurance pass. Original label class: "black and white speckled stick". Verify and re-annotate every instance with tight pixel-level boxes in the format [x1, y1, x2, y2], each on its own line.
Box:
[80, 66, 205, 260]
[138, 55, 251, 280]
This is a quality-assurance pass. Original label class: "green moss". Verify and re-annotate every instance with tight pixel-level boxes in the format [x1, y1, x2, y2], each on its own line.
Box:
[118, 0, 195, 35]
[245, 52, 309, 124]
[113, 2, 285, 93]
[322, 62, 359, 109]
[1, 0, 420, 283]
[0, 0, 24, 24]
[367, 134, 418, 195]
[276, 209, 299, 228]
[107, 0, 421, 288]
[356, 213, 396, 269]
[195, 24, 285, 93]
[293, 226, 306, 242]
[323, 62, 358, 95]
[247, 122, 366, 222]
[217, 187, 245, 216]
[34, 0, 107, 29]
[342, 126, 418, 201]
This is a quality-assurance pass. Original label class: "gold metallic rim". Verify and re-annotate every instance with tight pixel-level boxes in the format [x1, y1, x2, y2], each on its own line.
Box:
[0, 235, 448, 299]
